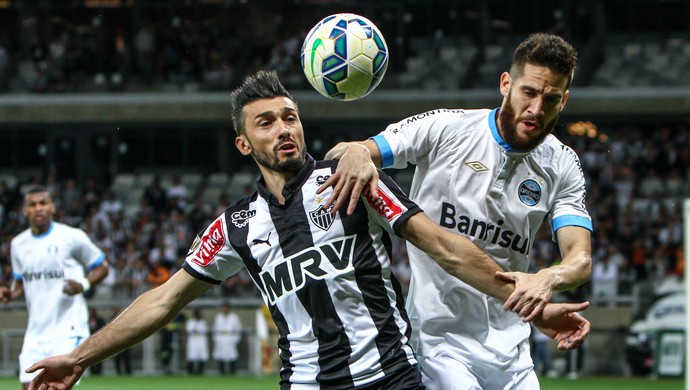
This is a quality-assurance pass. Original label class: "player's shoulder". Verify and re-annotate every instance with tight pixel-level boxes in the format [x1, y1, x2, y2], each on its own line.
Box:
[223, 191, 258, 214]
[534, 135, 582, 169]
[51, 221, 88, 237]
[409, 107, 490, 124]
[542, 135, 580, 158]
[404, 108, 492, 140]
[10, 228, 32, 246]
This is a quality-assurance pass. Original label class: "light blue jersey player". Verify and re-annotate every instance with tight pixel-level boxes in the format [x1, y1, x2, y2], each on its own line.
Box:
[322, 33, 593, 389]
[0, 187, 108, 389]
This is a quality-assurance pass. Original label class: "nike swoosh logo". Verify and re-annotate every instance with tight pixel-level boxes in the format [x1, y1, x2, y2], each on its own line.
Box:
[310, 38, 323, 77]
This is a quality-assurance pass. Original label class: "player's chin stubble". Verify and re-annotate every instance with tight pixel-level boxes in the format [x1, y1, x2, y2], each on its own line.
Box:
[499, 96, 558, 151]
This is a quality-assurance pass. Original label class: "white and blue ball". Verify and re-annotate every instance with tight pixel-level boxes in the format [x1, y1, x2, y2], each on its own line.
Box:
[301, 13, 389, 101]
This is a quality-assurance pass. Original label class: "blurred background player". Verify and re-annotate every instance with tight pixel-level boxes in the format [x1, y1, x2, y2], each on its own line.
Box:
[0, 186, 108, 390]
[185, 307, 209, 375]
[213, 301, 243, 375]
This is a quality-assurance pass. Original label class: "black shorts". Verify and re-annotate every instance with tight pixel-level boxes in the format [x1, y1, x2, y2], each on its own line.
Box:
[358, 364, 425, 390]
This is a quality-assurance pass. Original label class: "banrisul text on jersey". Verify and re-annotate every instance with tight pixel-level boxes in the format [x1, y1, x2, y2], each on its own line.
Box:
[439, 202, 530, 255]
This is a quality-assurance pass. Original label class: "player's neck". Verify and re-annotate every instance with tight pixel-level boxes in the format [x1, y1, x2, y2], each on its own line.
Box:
[31, 221, 52, 235]
[258, 166, 295, 205]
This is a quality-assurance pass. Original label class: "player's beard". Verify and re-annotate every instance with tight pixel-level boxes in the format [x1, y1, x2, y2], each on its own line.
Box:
[251, 139, 307, 174]
[498, 92, 558, 151]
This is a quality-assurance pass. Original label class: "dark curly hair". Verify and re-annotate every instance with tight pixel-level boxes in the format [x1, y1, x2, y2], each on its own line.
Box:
[230, 70, 296, 136]
[510, 33, 578, 88]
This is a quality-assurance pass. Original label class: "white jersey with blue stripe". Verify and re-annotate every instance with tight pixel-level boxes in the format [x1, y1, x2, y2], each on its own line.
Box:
[372, 108, 592, 372]
[10, 222, 106, 341]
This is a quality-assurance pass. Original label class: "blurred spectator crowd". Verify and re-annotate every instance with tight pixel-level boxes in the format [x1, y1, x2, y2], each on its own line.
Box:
[0, 123, 687, 304]
[1, 1, 690, 94]
[0, 6, 308, 94]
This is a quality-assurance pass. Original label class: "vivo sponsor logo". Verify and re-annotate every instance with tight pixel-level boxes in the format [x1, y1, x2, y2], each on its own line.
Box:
[191, 219, 226, 267]
[365, 188, 403, 221]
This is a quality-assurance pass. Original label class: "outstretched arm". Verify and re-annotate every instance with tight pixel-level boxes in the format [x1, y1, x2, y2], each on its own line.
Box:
[318, 140, 382, 215]
[399, 212, 590, 346]
[400, 212, 514, 300]
[400, 213, 589, 330]
[27, 270, 212, 390]
[496, 226, 591, 316]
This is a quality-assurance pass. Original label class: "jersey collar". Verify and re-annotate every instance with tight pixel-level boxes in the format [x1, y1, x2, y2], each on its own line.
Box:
[488, 108, 530, 155]
[31, 221, 54, 238]
[256, 154, 315, 206]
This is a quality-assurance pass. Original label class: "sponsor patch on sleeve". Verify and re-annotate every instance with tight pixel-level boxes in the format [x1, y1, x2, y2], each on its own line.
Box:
[365, 188, 403, 221]
[189, 219, 226, 267]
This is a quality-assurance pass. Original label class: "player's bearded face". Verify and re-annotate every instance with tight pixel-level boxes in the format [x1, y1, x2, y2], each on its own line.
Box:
[499, 89, 559, 151]
[251, 134, 307, 174]
[241, 97, 307, 174]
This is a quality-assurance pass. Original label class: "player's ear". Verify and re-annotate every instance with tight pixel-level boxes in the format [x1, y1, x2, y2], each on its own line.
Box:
[560, 89, 570, 112]
[499, 72, 511, 97]
[235, 135, 252, 156]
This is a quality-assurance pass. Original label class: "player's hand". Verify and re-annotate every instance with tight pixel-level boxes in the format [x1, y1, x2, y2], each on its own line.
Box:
[533, 301, 590, 350]
[62, 280, 84, 296]
[26, 354, 85, 390]
[0, 286, 10, 304]
[318, 142, 379, 215]
[495, 269, 556, 322]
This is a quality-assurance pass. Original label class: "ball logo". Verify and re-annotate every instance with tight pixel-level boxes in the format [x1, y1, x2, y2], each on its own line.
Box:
[518, 179, 541, 206]
[365, 188, 403, 221]
[191, 219, 226, 267]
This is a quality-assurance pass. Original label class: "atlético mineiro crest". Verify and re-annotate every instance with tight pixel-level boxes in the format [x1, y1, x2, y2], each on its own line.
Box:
[309, 205, 335, 231]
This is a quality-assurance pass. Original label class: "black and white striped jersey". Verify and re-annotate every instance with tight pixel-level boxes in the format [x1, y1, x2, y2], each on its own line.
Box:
[183, 156, 422, 389]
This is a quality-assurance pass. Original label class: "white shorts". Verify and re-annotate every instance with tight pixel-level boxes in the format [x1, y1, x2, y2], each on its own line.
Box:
[19, 335, 87, 384]
[420, 351, 539, 390]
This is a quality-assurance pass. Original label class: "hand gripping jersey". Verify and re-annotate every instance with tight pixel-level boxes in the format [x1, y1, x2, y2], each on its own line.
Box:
[372, 108, 593, 372]
[10, 222, 106, 340]
[184, 156, 422, 389]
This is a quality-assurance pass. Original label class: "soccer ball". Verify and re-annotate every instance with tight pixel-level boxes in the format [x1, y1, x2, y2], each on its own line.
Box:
[301, 13, 389, 101]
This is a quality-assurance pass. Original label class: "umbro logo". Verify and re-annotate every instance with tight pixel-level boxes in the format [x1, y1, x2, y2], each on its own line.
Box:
[464, 161, 489, 172]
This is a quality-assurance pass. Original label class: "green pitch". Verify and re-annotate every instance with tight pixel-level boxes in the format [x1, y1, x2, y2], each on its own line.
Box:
[0, 375, 683, 389]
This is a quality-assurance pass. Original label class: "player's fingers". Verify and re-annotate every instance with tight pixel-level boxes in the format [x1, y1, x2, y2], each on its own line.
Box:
[316, 173, 340, 195]
[502, 286, 526, 311]
[561, 301, 590, 314]
[368, 181, 378, 201]
[346, 180, 367, 215]
[27, 369, 45, 390]
[495, 271, 517, 282]
[332, 178, 354, 213]
[324, 175, 347, 210]
[522, 301, 545, 322]
[26, 362, 42, 373]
